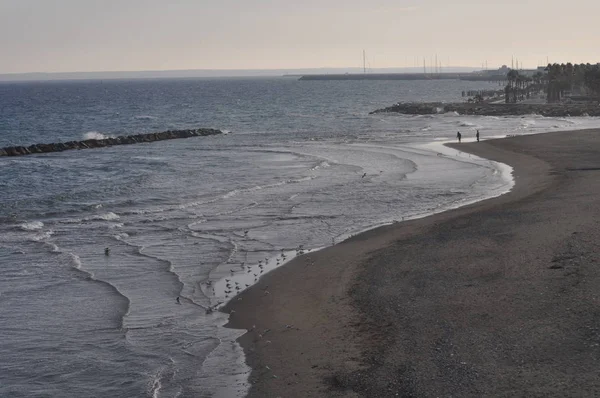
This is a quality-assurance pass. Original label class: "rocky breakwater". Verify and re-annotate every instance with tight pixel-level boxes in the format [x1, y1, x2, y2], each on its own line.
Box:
[0, 128, 223, 157]
[370, 102, 600, 117]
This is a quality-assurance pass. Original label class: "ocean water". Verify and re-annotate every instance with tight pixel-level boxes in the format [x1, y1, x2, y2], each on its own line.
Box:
[1, 78, 598, 397]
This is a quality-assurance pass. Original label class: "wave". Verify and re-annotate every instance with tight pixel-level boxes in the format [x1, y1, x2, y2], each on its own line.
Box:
[88, 212, 120, 221]
[520, 119, 537, 129]
[113, 232, 130, 240]
[150, 370, 163, 398]
[222, 189, 239, 199]
[59, 212, 121, 225]
[19, 221, 44, 231]
[60, 218, 84, 224]
[554, 118, 578, 125]
[30, 230, 54, 241]
[47, 242, 131, 328]
[83, 131, 113, 140]
[43, 242, 60, 252]
[310, 161, 331, 171]
[203, 201, 259, 219]
[220, 176, 316, 200]
[134, 115, 158, 120]
[68, 252, 83, 270]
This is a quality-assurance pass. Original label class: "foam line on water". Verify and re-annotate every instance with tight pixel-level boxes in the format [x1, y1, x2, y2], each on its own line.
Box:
[116, 235, 214, 313]
[44, 241, 132, 329]
[18, 221, 44, 231]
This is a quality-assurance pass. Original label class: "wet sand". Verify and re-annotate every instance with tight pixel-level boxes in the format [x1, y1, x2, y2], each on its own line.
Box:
[225, 129, 600, 397]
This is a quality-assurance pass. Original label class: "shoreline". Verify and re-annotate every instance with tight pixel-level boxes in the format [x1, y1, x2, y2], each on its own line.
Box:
[225, 128, 600, 397]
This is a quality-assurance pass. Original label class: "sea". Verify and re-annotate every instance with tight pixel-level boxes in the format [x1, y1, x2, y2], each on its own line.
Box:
[1, 77, 598, 397]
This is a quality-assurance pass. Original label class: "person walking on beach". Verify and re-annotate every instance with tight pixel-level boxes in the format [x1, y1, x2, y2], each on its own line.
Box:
[476, 130, 480, 142]
[457, 131, 462, 143]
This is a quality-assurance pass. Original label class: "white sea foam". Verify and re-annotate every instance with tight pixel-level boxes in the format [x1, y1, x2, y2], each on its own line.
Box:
[220, 176, 315, 200]
[222, 189, 239, 199]
[19, 221, 44, 231]
[311, 161, 331, 170]
[88, 212, 120, 221]
[30, 231, 54, 241]
[45, 242, 60, 252]
[113, 232, 130, 240]
[83, 131, 112, 140]
[62, 212, 121, 224]
[68, 253, 83, 270]
[108, 223, 124, 229]
[150, 367, 165, 398]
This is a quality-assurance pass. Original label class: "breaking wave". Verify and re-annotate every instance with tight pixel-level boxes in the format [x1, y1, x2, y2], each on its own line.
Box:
[83, 131, 113, 140]
[19, 221, 44, 231]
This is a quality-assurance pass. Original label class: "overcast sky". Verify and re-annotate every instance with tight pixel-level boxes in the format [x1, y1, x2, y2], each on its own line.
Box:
[1, 0, 598, 73]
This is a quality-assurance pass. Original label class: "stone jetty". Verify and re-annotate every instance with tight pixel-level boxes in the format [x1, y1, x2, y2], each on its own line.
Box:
[0, 128, 223, 157]
[370, 102, 600, 117]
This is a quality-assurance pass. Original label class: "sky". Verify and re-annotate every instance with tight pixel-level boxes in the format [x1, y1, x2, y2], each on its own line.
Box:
[0, 0, 599, 74]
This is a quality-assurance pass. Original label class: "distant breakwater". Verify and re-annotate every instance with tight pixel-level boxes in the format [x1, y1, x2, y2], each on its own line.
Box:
[298, 73, 505, 82]
[0, 128, 223, 157]
[370, 102, 600, 117]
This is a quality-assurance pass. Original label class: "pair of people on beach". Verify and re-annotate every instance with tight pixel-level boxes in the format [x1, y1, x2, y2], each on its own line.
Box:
[456, 130, 480, 143]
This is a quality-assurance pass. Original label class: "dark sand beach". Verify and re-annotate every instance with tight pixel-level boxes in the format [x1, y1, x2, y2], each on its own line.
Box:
[226, 129, 600, 397]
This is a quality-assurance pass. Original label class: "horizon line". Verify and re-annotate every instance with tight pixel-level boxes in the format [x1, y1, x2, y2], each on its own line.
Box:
[0, 65, 483, 76]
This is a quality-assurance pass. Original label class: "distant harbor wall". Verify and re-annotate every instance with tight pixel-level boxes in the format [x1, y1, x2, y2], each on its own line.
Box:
[298, 73, 506, 82]
[0, 128, 223, 157]
[370, 102, 600, 117]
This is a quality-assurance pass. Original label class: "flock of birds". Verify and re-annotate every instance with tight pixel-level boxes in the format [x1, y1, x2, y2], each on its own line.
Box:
[174, 171, 378, 313]
[197, 233, 311, 314]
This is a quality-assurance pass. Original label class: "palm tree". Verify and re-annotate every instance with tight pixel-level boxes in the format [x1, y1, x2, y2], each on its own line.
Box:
[505, 69, 519, 103]
[584, 65, 600, 96]
[546, 63, 563, 102]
